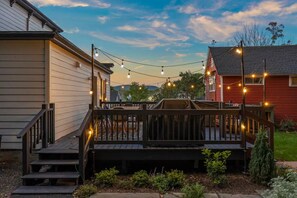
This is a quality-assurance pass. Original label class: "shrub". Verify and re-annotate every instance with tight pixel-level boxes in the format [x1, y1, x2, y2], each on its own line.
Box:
[181, 183, 205, 198]
[279, 119, 297, 132]
[262, 172, 297, 198]
[202, 148, 231, 186]
[94, 167, 119, 187]
[249, 130, 274, 184]
[166, 169, 186, 189]
[74, 184, 97, 198]
[151, 174, 169, 194]
[131, 170, 150, 187]
[116, 179, 134, 190]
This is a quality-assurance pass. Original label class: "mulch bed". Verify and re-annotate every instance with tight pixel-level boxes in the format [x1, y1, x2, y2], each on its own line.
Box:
[95, 173, 267, 194]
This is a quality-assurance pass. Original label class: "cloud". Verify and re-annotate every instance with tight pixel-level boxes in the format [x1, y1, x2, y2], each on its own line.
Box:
[98, 16, 108, 24]
[64, 27, 80, 34]
[187, 0, 297, 42]
[175, 53, 187, 58]
[178, 5, 198, 14]
[29, 0, 110, 8]
[196, 52, 207, 58]
[90, 32, 162, 49]
[151, 20, 167, 28]
[117, 25, 139, 31]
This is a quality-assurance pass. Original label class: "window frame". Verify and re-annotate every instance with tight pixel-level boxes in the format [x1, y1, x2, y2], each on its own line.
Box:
[245, 77, 263, 85]
[208, 75, 216, 92]
[289, 76, 297, 87]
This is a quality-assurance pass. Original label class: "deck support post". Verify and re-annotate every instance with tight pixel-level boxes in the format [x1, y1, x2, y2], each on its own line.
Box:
[142, 104, 148, 148]
[42, 104, 48, 148]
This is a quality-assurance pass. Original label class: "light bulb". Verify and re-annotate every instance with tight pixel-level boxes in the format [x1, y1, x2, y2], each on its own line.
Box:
[88, 130, 93, 135]
[264, 72, 268, 77]
[264, 102, 269, 106]
[161, 66, 164, 75]
[121, 59, 124, 68]
[236, 48, 242, 54]
[227, 86, 231, 90]
[95, 49, 99, 57]
[191, 85, 194, 88]
[89, 90, 93, 95]
[127, 70, 131, 78]
[207, 71, 211, 76]
[243, 87, 247, 93]
[238, 83, 242, 87]
[251, 74, 255, 78]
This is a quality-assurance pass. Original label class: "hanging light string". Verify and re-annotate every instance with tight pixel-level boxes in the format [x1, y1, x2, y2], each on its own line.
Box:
[98, 48, 204, 68]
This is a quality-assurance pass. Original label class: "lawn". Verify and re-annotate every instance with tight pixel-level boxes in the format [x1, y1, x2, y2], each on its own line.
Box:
[274, 131, 297, 161]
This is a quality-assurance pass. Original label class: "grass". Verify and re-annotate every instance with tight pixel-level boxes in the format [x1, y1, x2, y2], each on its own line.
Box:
[274, 131, 297, 161]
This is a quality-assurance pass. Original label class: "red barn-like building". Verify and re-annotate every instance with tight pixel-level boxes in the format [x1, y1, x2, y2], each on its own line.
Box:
[205, 46, 297, 123]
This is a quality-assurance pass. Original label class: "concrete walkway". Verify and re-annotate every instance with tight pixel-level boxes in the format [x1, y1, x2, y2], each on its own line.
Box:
[91, 193, 261, 198]
[276, 161, 297, 170]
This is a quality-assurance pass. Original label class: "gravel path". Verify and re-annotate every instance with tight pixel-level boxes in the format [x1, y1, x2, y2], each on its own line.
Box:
[0, 151, 22, 198]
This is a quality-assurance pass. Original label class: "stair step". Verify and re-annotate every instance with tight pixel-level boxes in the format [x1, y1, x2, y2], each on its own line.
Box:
[37, 149, 78, 154]
[22, 172, 80, 179]
[12, 185, 77, 195]
[31, 160, 79, 166]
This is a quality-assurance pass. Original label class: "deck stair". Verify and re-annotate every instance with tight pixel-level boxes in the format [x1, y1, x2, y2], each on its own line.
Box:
[12, 146, 80, 196]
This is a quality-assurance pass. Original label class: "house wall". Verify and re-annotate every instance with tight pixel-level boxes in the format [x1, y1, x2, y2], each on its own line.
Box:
[0, 40, 46, 149]
[49, 42, 110, 140]
[0, 0, 52, 31]
[222, 76, 297, 122]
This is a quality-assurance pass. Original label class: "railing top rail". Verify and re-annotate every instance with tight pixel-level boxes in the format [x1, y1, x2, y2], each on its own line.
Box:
[17, 109, 46, 138]
[245, 110, 274, 128]
[95, 109, 240, 115]
[76, 110, 92, 138]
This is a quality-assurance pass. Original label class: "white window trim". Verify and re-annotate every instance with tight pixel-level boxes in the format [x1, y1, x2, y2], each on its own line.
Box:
[209, 75, 216, 92]
[289, 75, 297, 87]
[245, 77, 264, 85]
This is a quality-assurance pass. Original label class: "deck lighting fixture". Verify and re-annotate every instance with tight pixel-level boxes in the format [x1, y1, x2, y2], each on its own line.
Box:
[121, 59, 124, 68]
[251, 74, 255, 78]
[243, 87, 247, 93]
[89, 90, 93, 95]
[236, 48, 242, 54]
[127, 70, 131, 78]
[161, 66, 164, 75]
[88, 130, 93, 135]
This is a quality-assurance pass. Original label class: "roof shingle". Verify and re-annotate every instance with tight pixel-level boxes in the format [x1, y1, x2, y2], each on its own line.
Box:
[209, 45, 297, 76]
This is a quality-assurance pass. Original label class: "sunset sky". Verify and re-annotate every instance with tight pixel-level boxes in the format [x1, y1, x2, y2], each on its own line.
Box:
[30, 0, 297, 86]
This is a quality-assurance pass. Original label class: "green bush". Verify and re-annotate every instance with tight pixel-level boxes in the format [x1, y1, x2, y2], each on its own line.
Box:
[249, 130, 274, 184]
[181, 183, 205, 198]
[74, 184, 97, 198]
[116, 179, 134, 190]
[166, 169, 186, 189]
[202, 148, 231, 186]
[262, 172, 297, 198]
[95, 167, 119, 187]
[131, 170, 150, 187]
[279, 119, 296, 132]
[151, 174, 169, 194]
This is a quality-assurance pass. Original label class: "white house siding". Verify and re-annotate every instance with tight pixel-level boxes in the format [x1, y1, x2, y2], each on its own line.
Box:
[0, 0, 53, 31]
[0, 40, 46, 149]
[49, 42, 111, 139]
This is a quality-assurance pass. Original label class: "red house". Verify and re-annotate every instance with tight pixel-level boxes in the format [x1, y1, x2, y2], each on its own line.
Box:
[205, 45, 297, 123]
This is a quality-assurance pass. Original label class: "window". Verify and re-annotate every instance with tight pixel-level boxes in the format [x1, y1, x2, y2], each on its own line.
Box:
[210, 58, 214, 67]
[208, 75, 215, 91]
[245, 77, 263, 85]
[290, 76, 297, 87]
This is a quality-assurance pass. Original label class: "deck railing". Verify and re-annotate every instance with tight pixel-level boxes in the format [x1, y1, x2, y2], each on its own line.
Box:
[100, 101, 156, 109]
[94, 108, 243, 146]
[76, 108, 92, 183]
[17, 103, 55, 176]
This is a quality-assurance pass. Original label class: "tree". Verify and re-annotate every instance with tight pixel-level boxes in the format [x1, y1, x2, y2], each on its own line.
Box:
[233, 24, 270, 46]
[266, 22, 284, 45]
[123, 82, 150, 102]
[152, 71, 205, 101]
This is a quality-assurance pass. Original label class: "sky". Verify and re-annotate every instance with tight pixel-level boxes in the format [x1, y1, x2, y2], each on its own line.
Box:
[29, 0, 297, 86]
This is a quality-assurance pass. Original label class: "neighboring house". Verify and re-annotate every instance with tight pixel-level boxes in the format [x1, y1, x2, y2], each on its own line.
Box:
[0, 0, 113, 149]
[205, 46, 297, 123]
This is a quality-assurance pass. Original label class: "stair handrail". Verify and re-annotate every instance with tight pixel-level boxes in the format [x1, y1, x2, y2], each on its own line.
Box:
[245, 110, 275, 151]
[76, 108, 92, 183]
[17, 103, 55, 176]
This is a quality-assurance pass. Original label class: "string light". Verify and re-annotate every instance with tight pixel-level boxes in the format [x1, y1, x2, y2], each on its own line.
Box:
[207, 71, 211, 76]
[227, 86, 231, 90]
[218, 85, 221, 88]
[264, 102, 269, 106]
[241, 123, 246, 130]
[236, 48, 242, 54]
[238, 83, 242, 87]
[161, 66, 164, 75]
[251, 74, 255, 78]
[202, 61, 205, 70]
[243, 87, 247, 93]
[264, 72, 268, 77]
[139, 86, 142, 90]
[89, 90, 93, 95]
[167, 77, 171, 86]
[121, 85, 125, 89]
[173, 83, 176, 87]
[127, 70, 131, 78]
[121, 59, 124, 68]
[94, 49, 99, 57]
[191, 85, 195, 89]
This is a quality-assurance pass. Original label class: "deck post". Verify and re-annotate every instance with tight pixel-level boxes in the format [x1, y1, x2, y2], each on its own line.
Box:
[42, 104, 48, 148]
[22, 133, 30, 178]
[240, 104, 247, 173]
[49, 103, 55, 143]
[89, 104, 95, 174]
[142, 104, 148, 148]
